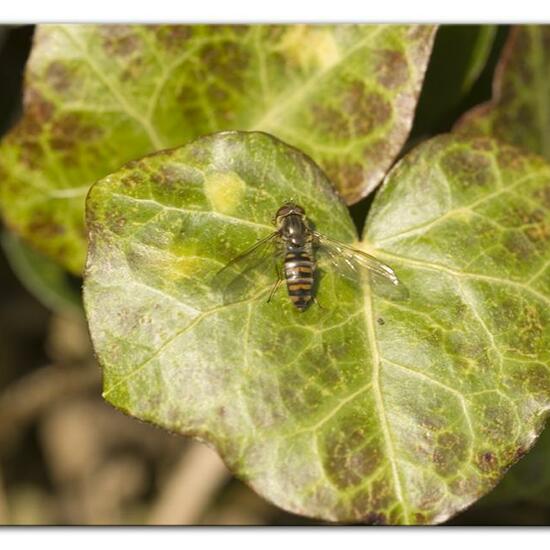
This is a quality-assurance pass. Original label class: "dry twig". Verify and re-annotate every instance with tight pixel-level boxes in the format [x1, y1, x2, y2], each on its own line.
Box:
[0, 363, 100, 444]
[148, 440, 230, 525]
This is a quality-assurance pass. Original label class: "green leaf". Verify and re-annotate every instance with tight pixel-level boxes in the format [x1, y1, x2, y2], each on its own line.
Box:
[413, 25, 497, 136]
[456, 26, 550, 158]
[0, 24, 436, 274]
[83, 131, 550, 525]
[1, 231, 82, 313]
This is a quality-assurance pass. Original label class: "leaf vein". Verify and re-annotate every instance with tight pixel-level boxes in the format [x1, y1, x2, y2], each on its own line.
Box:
[101, 287, 269, 398]
[377, 251, 550, 307]
[363, 278, 409, 522]
[61, 26, 165, 150]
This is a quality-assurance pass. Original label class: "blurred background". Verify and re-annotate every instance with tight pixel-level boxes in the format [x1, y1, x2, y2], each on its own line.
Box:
[0, 24, 549, 526]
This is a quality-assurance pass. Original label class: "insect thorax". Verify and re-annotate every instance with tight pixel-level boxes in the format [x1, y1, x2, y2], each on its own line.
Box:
[279, 213, 311, 248]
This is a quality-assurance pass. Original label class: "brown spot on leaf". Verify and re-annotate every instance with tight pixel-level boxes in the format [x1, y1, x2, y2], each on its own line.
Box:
[431, 432, 468, 477]
[444, 331, 484, 360]
[227, 24, 249, 36]
[22, 88, 54, 127]
[513, 205, 546, 225]
[415, 512, 427, 523]
[449, 474, 480, 498]
[121, 171, 146, 190]
[325, 161, 364, 197]
[103, 205, 128, 234]
[46, 61, 72, 93]
[534, 185, 550, 209]
[322, 428, 382, 489]
[199, 41, 250, 88]
[470, 137, 493, 152]
[510, 359, 544, 393]
[375, 49, 409, 90]
[366, 477, 394, 511]
[310, 103, 349, 139]
[100, 25, 141, 57]
[154, 25, 192, 50]
[121, 61, 146, 82]
[440, 148, 494, 188]
[477, 451, 498, 473]
[514, 446, 527, 461]
[363, 139, 393, 168]
[495, 144, 529, 172]
[515, 305, 544, 353]
[364, 512, 387, 526]
[177, 85, 205, 128]
[504, 232, 534, 260]
[50, 113, 103, 153]
[28, 215, 65, 237]
[342, 82, 392, 135]
[124, 159, 140, 170]
[407, 24, 435, 44]
[207, 83, 229, 103]
[525, 221, 550, 244]
[15, 140, 44, 170]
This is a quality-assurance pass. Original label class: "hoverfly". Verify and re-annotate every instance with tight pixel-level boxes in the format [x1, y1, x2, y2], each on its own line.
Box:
[214, 202, 399, 311]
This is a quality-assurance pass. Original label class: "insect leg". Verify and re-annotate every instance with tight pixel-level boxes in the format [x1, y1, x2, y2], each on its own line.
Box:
[267, 279, 283, 303]
[267, 262, 283, 303]
[312, 296, 325, 310]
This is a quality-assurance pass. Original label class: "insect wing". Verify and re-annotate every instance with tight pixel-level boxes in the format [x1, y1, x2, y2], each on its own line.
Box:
[314, 232, 400, 287]
[213, 232, 282, 304]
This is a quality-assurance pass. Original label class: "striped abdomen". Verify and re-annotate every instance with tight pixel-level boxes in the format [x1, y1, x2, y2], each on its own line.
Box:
[284, 247, 315, 311]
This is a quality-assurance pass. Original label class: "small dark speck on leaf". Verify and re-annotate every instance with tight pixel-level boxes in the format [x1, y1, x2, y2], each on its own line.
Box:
[364, 512, 386, 525]
[477, 450, 498, 472]
[377, 318, 385, 325]
[483, 452, 494, 464]
[515, 446, 527, 460]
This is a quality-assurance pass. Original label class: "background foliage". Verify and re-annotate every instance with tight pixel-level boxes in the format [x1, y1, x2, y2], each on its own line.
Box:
[1, 24, 549, 526]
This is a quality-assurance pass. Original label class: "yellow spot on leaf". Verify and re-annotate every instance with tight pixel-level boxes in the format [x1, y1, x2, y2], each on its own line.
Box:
[167, 242, 207, 277]
[275, 26, 340, 71]
[204, 171, 246, 214]
[172, 256, 204, 277]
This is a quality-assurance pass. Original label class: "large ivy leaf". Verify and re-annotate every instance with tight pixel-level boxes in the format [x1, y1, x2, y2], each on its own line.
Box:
[456, 26, 550, 158]
[84, 131, 550, 525]
[0, 24, 435, 274]
[455, 27, 550, 510]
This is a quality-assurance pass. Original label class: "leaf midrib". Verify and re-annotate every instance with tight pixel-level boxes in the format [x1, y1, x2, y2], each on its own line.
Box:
[362, 272, 408, 522]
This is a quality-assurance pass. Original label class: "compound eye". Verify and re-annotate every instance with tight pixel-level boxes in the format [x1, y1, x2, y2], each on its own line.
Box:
[294, 204, 305, 215]
[276, 206, 291, 218]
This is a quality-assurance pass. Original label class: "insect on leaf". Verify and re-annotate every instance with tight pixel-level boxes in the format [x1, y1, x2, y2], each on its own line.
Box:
[84, 131, 550, 525]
